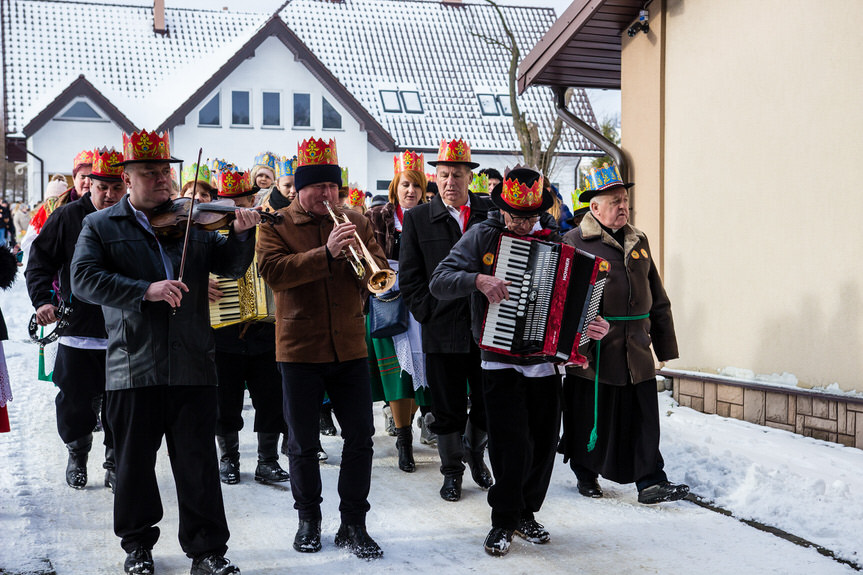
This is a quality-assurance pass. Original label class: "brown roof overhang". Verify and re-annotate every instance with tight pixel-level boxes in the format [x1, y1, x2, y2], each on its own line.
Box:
[518, 0, 643, 93]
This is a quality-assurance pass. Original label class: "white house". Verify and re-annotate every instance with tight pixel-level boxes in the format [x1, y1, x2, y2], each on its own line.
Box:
[2, 0, 603, 204]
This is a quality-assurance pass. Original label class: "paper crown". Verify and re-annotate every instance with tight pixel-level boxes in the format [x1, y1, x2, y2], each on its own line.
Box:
[429, 138, 479, 168]
[73, 149, 95, 171]
[254, 151, 277, 170]
[121, 130, 177, 163]
[181, 163, 212, 187]
[210, 158, 235, 174]
[571, 190, 591, 214]
[426, 172, 436, 183]
[216, 170, 251, 197]
[89, 148, 124, 179]
[275, 155, 297, 179]
[298, 138, 338, 167]
[341, 167, 349, 188]
[348, 187, 365, 207]
[394, 150, 424, 176]
[469, 173, 489, 195]
[579, 162, 631, 202]
[500, 167, 544, 211]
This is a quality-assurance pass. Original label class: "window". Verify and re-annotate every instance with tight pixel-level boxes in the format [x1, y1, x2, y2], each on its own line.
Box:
[262, 91, 281, 127]
[293, 93, 311, 128]
[198, 92, 220, 126]
[380, 90, 401, 113]
[401, 91, 423, 114]
[58, 100, 105, 121]
[231, 91, 250, 126]
[477, 94, 499, 116]
[496, 95, 512, 116]
[376, 179, 390, 191]
[322, 96, 342, 130]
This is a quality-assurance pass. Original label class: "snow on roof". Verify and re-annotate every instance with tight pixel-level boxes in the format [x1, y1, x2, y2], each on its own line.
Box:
[2, 0, 267, 135]
[3, 0, 600, 154]
[280, 0, 599, 153]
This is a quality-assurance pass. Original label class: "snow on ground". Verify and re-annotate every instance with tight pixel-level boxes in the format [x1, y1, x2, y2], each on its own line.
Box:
[1, 273, 861, 575]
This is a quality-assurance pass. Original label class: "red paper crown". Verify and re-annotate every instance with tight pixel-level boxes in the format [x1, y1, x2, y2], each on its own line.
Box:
[122, 130, 173, 163]
[348, 187, 365, 207]
[216, 170, 251, 197]
[298, 138, 338, 167]
[501, 171, 544, 211]
[73, 149, 95, 171]
[90, 148, 124, 179]
[426, 172, 436, 183]
[436, 138, 473, 164]
[394, 150, 424, 176]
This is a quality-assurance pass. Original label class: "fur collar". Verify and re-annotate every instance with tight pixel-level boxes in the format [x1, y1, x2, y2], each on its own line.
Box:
[579, 212, 645, 256]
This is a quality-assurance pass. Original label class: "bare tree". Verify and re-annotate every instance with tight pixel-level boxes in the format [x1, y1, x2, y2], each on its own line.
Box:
[472, 0, 574, 177]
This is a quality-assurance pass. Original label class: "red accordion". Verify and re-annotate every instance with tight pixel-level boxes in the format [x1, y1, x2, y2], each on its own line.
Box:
[479, 233, 607, 363]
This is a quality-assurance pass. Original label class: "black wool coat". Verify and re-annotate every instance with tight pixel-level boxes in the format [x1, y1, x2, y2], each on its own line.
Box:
[399, 192, 489, 354]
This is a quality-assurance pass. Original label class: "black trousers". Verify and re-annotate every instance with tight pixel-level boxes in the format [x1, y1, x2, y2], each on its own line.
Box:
[483, 368, 561, 530]
[425, 342, 485, 435]
[106, 386, 230, 558]
[53, 344, 112, 449]
[215, 351, 286, 435]
[279, 358, 374, 525]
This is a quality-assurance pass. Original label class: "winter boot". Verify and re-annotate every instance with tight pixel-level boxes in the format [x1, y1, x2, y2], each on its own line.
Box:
[638, 480, 690, 504]
[123, 547, 154, 574]
[255, 432, 289, 483]
[463, 420, 494, 489]
[418, 411, 438, 446]
[190, 553, 240, 575]
[103, 445, 117, 493]
[293, 518, 322, 553]
[437, 432, 465, 502]
[334, 524, 384, 559]
[65, 434, 92, 489]
[216, 432, 241, 485]
[395, 425, 415, 473]
[483, 527, 514, 556]
[320, 403, 337, 436]
[382, 404, 396, 437]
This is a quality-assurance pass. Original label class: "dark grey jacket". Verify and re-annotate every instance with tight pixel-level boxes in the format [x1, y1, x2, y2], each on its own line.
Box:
[399, 192, 489, 354]
[71, 195, 254, 391]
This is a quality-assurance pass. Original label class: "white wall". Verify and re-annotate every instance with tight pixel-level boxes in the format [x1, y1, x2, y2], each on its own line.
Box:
[172, 36, 368, 183]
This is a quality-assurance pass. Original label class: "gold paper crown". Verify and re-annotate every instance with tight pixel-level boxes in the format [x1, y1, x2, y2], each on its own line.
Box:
[122, 130, 173, 163]
[394, 150, 424, 176]
[254, 151, 277, 170]
[73, 149, 95, 171]
[436, 138, 473, 164]
[216, 170, 251, 197]
[571, 190, 590, 212]
[348, 187, 365, 207]
[297, 138, 338, 167]
[469, 173, 489, 195]
[182, 163, 211, 187]
[90, 148, 124, 179]
[501, 167, 544, 211]
[275, 156, 297, 179]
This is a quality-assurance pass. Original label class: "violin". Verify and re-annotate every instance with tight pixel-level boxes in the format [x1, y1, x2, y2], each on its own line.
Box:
[149, 197, 282, 238]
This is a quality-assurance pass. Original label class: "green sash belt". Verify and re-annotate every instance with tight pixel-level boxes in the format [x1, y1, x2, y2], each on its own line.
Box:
[586, 313, 649, 452]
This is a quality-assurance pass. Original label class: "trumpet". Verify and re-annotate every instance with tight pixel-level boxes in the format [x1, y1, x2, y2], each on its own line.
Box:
[323, 201, 397, 294]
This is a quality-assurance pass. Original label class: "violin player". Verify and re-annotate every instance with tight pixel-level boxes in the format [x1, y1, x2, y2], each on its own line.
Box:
[71, 130, 259, 575]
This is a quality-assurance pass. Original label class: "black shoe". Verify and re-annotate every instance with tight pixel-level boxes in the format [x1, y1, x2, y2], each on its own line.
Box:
[65, 436, 91, 489]
[465, 450, 493, 489]
[334, 524, 383, 560]
[105, 468, 117, 493]
[320, 405, 337, 436]
[576, 479, 603, 498]
[219, 459, 240, 485]
[439, 474, 462, 502]
[254, 460, 289, 483]
[190, 553, 239, 575]
[514, 517, 550, 544]
[293, 519, 322, 553]
[124, 547, 154, 574]
[395, 426, 415, 473]
[483, 527, 514, 556]
[638, 481, 690, 504]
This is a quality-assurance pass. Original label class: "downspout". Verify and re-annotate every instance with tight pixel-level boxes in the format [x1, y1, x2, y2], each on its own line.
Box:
[552, 86, 627, 182]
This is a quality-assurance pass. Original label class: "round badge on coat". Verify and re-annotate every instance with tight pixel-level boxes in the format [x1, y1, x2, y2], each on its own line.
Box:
[631, 251, 640, 259]
[482, 252, 495, 266]
[641, 248, 649, 258]
[599, 261, 610, 272]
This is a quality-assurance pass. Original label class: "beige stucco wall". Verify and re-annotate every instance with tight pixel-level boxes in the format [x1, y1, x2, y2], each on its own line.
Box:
[622, 0, 863, 391]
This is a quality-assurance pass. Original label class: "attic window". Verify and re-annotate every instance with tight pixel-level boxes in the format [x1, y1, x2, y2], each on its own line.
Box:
[496, 95, 512, 116]
[477, 94, 499, 116]
[57, 100, 105, 122]
[322, 96, 342, 130]
[232, 91, 250, 126]
[198, 92, 220, 126]
[380, 90, 401, 113]
[401, 91, 423, 114]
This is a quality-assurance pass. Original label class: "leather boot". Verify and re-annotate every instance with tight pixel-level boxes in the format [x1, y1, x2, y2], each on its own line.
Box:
[103, 445, 116, 493]
[65, 434, 92, 489]
[255, 432, 289, 483]
[437, 432, 465, 501]
[463, 420, 494, 489]
[216, 432, 240, 485]
[395, 425, 415, 473]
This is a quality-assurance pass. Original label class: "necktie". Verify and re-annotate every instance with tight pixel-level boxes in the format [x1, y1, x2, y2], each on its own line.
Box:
[459, 205, 470, 233]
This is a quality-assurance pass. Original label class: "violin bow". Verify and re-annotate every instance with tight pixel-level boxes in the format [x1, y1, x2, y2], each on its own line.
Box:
[177, 147, 202, 284]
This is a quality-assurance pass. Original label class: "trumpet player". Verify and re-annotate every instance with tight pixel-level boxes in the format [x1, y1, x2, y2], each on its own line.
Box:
[257, 138, 388, 560]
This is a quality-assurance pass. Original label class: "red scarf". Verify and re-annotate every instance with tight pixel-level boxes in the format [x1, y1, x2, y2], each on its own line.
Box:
[395, 204, 404, 226]
[459, 205, 470, 232]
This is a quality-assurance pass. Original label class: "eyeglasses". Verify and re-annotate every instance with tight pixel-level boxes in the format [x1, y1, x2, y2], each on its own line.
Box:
[510, 215, 539, 225]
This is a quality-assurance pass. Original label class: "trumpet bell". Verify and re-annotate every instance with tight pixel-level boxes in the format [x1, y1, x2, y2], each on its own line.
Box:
[368, 269, 397, 294]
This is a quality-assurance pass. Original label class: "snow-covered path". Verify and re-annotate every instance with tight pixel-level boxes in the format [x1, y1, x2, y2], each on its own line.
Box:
[1, 276, 861, 574]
